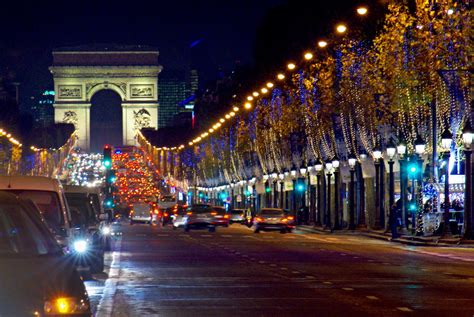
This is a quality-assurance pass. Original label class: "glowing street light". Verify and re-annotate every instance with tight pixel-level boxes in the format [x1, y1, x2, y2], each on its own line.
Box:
[318, 40, 328, 48]
[356, 6, 368, 15]
[336, 24, 347, 34]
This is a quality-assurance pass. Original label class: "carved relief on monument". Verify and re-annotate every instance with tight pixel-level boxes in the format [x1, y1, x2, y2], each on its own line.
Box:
[58, 85, 82, 99]
[86, 82, 127, 97]
[63, 111, 78, 128]
[130, 84, 154, 98]
[133, 108, 151, 130]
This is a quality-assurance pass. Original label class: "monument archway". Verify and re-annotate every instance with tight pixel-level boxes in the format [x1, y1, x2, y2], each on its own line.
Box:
[50, 45, 162, 151]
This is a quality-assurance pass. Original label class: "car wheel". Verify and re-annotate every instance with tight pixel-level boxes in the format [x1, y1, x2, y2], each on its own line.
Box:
[208, 226, 216, 232]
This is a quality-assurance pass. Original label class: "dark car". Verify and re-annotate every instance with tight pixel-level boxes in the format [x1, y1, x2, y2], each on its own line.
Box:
[0, 192, 92, 316]
[211, 206, 230, 227]
[252, 208, 295, 233]
[65, 192, 105, 273]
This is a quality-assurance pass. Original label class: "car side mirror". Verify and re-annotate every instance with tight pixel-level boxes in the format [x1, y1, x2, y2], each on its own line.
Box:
[99, 213, 109, 221]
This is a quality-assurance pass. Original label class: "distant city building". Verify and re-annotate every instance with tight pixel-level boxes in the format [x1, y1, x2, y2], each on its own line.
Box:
[158, 69, 198, 129]
[30, 90, 55, 127]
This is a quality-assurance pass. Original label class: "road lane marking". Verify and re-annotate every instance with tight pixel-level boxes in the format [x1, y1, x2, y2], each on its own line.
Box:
[366, 296, 379, 300]
[397, 307, 414, 312]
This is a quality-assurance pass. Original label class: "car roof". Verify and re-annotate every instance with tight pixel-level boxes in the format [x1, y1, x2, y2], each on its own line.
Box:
[63, 185, 100, 194]
[0, 176, 62, 192]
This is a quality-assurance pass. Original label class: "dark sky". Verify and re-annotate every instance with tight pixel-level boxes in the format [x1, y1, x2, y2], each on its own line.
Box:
[0, 0, 286, 90]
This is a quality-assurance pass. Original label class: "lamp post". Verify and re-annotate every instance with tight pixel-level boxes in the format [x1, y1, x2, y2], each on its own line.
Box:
[332, 156, 341, 230]
[325, 160, 333, 230]
[348, 153, 357, 230]
[315, 159, 324, 226]
[441, 128, 453, 237]
[463, 122, 473, 240]
[373, 146, 383, 229]
[414, 134, 426, 235]
[397, 140, 407, 230]
[387, 142, 396, 210]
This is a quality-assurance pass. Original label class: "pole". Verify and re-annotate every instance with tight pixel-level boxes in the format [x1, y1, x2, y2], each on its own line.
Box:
[443, 152, 452, 236]
[333, 168, 340, 230]
[349, 168, 355, 230]
[374, 160, 381, 229]
[326, 171, 332, 230]
[464, 149, 472, 239]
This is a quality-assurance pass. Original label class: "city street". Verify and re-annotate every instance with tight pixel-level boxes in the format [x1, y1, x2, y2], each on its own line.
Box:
[87, 223, 474, 317]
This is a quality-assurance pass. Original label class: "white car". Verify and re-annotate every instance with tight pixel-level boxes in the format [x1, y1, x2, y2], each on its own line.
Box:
[130, 202, 152, 224]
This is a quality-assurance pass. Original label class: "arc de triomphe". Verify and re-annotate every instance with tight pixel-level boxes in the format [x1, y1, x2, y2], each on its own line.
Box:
[50, 45, 162, 150]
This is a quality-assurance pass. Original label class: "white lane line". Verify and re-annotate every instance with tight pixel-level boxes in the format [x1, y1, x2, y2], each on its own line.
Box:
[366, 296, 379, 300]
[342, 287, 354, 291]
[397, 307, 414, 312]
[96, 238, 122, 317]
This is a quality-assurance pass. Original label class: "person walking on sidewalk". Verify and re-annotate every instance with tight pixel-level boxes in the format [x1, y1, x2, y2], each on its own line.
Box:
[389, 203, 399, 240]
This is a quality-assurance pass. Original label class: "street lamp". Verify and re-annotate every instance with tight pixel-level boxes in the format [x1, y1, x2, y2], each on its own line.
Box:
[397, 138, 408, 230]
[315, 159, 324, 226]
[332, 156, 341, 230]
[325, 160, 333, 230]
[441, 128, 453, 236]
[463, 122, 473, 240]
[348, 153, 357, 230]
[387, 141, 396, 212]
[373, 145, 384, 229]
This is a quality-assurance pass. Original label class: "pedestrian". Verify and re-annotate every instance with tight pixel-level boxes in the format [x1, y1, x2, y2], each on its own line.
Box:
[389, 203, 399, 240]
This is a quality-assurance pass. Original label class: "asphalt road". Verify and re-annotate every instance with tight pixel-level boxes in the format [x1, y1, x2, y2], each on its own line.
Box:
[86, 223, 474, 317]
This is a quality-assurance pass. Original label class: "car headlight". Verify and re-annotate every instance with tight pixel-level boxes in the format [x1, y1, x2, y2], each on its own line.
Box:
[44, 297, 89, 315]
[101, 226, 111, 235]
[73, 240, 88, 253]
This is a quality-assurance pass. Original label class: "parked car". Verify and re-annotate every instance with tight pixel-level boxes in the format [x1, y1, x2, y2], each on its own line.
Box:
[183, 204, 216, 232]
[65, 191, 105, 273]
[229, 208, 245, 224]
[0, 176, 76, 250]
[252, 208, 295, 233]
[211, 206, 230, 227]
[0, 192, 92, 316]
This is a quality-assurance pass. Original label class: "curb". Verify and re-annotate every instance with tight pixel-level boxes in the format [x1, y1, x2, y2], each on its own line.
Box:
[296, 226, 474, 248]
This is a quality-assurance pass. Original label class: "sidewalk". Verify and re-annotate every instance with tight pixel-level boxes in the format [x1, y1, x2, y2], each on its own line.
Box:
[296, 225, 474, 248]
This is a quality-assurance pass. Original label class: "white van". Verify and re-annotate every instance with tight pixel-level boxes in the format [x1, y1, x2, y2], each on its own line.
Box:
[0, 176, 74, 247]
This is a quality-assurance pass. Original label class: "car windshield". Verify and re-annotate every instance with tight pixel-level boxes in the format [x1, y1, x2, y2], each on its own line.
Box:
[212, 207, 226, 215]
[65, 193, 97, 226]
[1, 190, 64, 231]
[190, 205, 212, 214]
[260, 209, 284, 215]
[0, 201, 61, 256]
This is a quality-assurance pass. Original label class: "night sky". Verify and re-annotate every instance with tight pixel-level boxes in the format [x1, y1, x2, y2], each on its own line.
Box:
[0, 0, 286, 91]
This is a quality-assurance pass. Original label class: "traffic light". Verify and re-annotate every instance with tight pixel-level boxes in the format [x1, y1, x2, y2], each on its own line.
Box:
[407, 162, 418, 178]
[103, 145, 112, 169]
